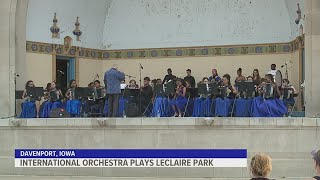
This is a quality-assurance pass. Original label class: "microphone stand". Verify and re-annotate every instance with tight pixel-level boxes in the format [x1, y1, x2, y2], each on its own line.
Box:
[285, 63, 289, 80]
[139, 64, 143, 116]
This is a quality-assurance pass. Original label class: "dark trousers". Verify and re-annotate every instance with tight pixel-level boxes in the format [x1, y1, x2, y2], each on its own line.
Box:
[108, 94, 120, 117]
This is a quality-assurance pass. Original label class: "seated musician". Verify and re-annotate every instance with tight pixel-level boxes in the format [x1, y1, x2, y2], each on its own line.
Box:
[252, 69, 262, 86]
[235, 68, 246, 84]
[91, 80, 106, 117]
[20, 80, 41, 118]
[251, 74, 287, 117]
[280, 79, 298, 108]
[151, 79, 157, 89]
[65, 79, 81, 117]
[41, 81, 63, 118]
[193, 77, 213, 117]
[152, 78, 167, 117]
[208, 69, 221, 83]
[234, 76, 255, 117]
[128, 79, 139, 89]
[169, 78, 187, 117]
[140, 77, 153, 116]
[215, 74, 237, 117]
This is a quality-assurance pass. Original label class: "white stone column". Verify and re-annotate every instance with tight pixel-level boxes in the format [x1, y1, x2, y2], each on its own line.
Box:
[15, 0, 29, 90]
[305, 0, 320, 117]
[0, 0, 17, 118]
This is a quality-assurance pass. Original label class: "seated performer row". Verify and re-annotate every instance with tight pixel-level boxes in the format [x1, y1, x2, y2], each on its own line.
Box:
[20, 67, 298, 118]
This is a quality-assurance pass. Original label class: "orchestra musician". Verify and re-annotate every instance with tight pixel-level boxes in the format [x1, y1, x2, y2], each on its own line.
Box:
[184, 69, 196, 88]
[140, 77, 153, 116]
[208, 69, 221, 83]
[20, 80, 41, 118]
[193, 77, 213, 117]
[215, 74, 237, 117]
[235, 68, 246, 84]
[169, 78, 187, 117]
[251, 74, 287, 117]
[41, 81, 63, 118]
[163, 68, 176, 84]
[128, 79, 139, 89]
[280, 79, 298, 109]
[65, 80, 81, 117]
[252, 69, 262, 86]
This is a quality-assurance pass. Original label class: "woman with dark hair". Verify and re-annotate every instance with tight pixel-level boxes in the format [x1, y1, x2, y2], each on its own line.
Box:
[251, 74, 287, 117]
[235, 68, 246, 86]
[41, 81, 63, 118]
[252, 69, 261, 86]
[169, 78, 187, 117]
[20, 80, 39, 118]
[65, 80, 81, 117]
[215, 74, 237, 117]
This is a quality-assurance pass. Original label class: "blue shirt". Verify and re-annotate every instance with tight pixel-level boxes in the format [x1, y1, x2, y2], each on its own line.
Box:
[209, 75, 221, 82]
[104, 68, 125, 94]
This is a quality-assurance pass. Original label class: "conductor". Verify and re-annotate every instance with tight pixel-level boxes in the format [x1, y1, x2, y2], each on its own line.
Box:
[104, 64, 125, 117]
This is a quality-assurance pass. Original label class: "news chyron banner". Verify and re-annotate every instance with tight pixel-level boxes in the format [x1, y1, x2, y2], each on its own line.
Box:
[15, 149, 247, 168]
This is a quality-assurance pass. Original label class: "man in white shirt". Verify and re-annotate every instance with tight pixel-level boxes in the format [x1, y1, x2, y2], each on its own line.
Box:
[267, 64, 277, 76]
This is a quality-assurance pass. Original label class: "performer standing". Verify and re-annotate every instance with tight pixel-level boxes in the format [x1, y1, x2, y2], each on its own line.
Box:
[140, 77, 153, 116]
[184, 69, 196, 88]
[267, 64, 277, 77]
[163, 68, 176, 83]
[104, 64, 125, 117]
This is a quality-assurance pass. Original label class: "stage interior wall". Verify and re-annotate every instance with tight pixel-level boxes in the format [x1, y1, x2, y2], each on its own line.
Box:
[25, 52, 298, 88]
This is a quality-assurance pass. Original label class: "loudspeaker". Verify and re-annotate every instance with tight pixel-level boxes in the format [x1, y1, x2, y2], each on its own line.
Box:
[125, 102, 139, 117]
[49, 108, 70, 118]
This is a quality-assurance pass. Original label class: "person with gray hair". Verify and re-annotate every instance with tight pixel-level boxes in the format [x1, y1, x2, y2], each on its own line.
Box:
[104, 64, 125, 117]
[311, 150, 320, 180]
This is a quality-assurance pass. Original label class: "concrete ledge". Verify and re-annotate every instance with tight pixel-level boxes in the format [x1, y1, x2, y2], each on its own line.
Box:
[0, 117, 317, 128]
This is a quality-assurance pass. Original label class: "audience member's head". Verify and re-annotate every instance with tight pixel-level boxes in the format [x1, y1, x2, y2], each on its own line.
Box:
[167, 68, 172, 75]
[253, 69, 260, 79]
[312, 150, 320, 175]
[156, 79, 162, 84]
[250, 153, 272, 178]
[271, 64, 276, 70]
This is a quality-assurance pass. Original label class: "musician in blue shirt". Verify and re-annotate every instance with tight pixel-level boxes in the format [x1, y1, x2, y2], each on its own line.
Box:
[104, 64, 125, 117]
[208, 69, 221, 83]
[20, 80, 39, 118]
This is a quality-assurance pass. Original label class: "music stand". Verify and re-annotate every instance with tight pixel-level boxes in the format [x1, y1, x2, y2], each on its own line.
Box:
[164, 82, 175, 117]
[26, 87, 44, 101]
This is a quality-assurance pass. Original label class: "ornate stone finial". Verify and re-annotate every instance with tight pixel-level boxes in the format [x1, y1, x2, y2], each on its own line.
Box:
[50, 13, 60, 39]
[73, 17, 82, 41]
[295, 4, 302, 25]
